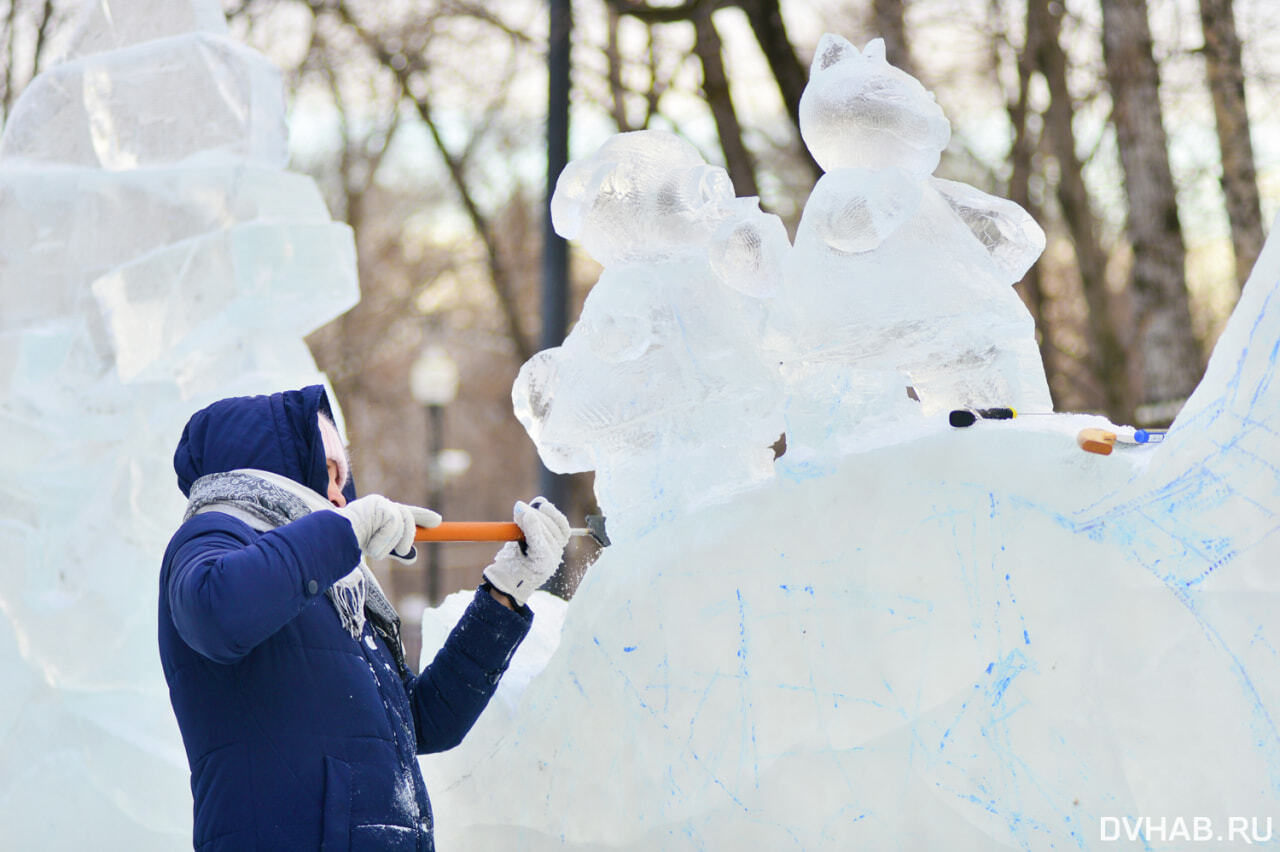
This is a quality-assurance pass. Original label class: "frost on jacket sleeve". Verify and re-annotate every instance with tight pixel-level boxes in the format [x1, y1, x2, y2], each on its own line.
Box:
[408, 588, 532, 754]
[164, 511, 363, 663]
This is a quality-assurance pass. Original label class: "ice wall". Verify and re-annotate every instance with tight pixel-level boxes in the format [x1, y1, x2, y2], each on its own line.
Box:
[428, 36, 1280, 850]
[0, 1, 358, 847]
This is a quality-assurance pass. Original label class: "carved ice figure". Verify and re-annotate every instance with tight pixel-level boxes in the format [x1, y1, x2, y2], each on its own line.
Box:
[514, 130, 789, 540]
[772, 34, 1051, 460]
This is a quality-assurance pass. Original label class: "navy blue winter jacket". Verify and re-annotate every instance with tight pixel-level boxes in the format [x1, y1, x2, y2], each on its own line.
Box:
[159, 386, 531, 851]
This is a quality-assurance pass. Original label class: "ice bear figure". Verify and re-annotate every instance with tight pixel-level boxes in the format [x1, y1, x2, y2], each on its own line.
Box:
[771, 34, 1051, 463]
[514, 131, 790, 541]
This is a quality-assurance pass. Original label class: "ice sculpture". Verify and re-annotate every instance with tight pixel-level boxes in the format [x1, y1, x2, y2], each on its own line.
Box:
[0, 1, 358, 848]
[773, 34, 1050, 461]
[427, 33, 1280, 851]
[434, 228, 1280, 850]
[514, 131, 789, 540]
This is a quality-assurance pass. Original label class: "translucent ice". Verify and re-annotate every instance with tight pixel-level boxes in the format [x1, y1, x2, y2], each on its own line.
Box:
[1, 166, 337, 333]
[0, 1, 357, 848]
[799, 35, 950, 177]
[516, 130, 788, 540]
[771, 35, 1049, 460]
[53, 0, 228, 62]
[0, 34, 287, 169]
[518, 39, 1049, 523]
[551, 131, 735, 266]
[92, 222, 357, 381]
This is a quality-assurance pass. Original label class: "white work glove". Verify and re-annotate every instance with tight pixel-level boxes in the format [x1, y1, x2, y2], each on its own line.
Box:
[483, 497, 571, 606]
[334, 495, 442, 564]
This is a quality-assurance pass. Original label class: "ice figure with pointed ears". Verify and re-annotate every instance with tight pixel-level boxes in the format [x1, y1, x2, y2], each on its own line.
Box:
[771, 34, 1051, 461]
[513, 130, 790, 541]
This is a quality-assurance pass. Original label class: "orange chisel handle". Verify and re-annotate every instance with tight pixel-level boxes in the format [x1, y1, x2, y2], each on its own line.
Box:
[415, 521, 523, 543]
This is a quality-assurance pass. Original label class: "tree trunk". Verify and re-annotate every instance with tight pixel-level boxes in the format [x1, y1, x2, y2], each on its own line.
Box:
[734, 0, 821, 181]
[2, 0, 18, 119]
[692, 6, 759, 196]
[605, 4, 636, 132]
[1101, 0, 1201, 422]
[870, 0, 918, 80]
[1006, 1, 1050, 375]
[1198, 0, 1264, 291]
[1034, 0, 1132, 421]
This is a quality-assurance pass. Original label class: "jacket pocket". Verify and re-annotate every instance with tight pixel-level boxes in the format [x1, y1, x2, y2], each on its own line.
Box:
[320, 755, 353, 852]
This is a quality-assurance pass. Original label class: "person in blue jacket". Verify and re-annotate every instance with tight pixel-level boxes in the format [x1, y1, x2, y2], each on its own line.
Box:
[159, 385, 570, 851]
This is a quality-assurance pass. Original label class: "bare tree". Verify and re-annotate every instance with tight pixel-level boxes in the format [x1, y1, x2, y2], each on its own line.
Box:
[1035, 0, 1131, 421]
[225, 1, 558, 611]
[870, 0, 918, 80]
[602, 8, 677, 133]
[608, 0, 820, 184]
[1003, 0, 1053, 397]
[1198, 0, 1264, 291]
[691, 3, 758, 196]
[2, 0, 59, 121]
[1101, 0, 1202, 422]
[319, 0, 535, 364]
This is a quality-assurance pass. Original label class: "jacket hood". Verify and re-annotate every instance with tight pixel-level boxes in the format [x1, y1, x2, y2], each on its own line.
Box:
[174, 385, 355, 502]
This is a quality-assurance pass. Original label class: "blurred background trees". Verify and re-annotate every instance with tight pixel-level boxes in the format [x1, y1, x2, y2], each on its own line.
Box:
[3, 0, 1276, 654]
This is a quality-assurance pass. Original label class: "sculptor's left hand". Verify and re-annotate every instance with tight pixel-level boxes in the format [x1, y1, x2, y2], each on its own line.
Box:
[483, 498, 571, 606]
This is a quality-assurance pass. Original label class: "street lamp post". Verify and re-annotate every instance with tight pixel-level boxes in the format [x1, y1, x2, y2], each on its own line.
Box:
[410, 345, 459, 605]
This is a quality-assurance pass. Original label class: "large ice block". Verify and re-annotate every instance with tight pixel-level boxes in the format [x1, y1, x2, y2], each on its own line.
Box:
[0, 1, 359, 848]
[50, 0, 228, 63]
[92, 222, 357, 381]
[0, 165, 336, 332]
[0, 33, 287, 169]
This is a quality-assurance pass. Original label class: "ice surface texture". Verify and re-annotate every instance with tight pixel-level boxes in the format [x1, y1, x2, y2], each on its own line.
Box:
[0, 1, 357, 848]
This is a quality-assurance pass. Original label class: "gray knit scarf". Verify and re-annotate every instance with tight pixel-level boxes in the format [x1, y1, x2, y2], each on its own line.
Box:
[183, 470, 405, 668]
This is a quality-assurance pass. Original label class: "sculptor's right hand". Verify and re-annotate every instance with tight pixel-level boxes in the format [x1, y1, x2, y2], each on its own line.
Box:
[335, 496, 441, 563]
[482, 498, 571, 606]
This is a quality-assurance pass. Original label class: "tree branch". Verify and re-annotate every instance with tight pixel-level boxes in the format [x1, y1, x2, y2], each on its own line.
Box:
[2, 0, 19, 119]
[691, 5, 758, 195]
[605, 4, 637, 131]
[320, 0, 534, 363]
[606, 0, 730, 25]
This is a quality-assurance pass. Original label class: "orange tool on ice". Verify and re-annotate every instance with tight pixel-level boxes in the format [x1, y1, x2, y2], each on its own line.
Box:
[414, 515, 610, 547]
[1077, 428, 1117, 456]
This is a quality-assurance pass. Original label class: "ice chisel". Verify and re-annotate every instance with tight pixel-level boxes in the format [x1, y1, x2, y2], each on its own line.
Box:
[414, 514, 611, 547]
